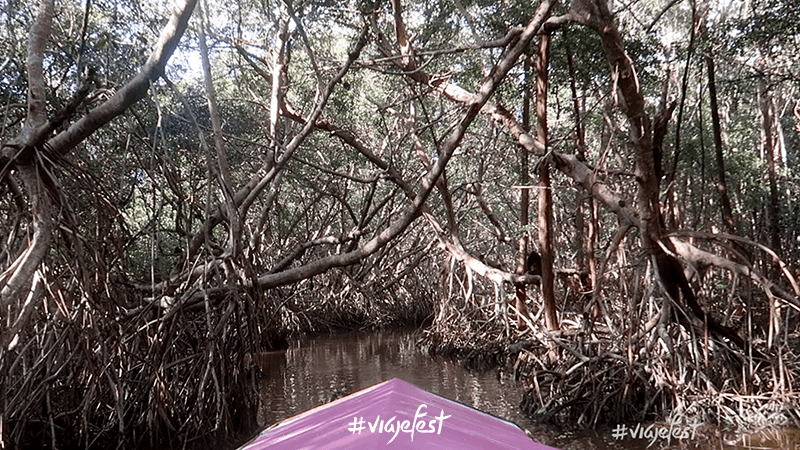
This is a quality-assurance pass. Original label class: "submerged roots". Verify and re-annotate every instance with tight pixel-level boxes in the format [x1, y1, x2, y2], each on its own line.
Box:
[422, 282, 800, 432]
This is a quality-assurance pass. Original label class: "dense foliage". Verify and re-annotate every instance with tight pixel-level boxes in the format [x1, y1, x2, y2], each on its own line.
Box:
[1, 0, 798, 448]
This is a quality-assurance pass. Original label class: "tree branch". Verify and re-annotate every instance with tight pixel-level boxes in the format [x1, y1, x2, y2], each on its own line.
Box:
[254, 0, 558, 289]
[0, 0, 55, 309]
[35, 0, 198, 157]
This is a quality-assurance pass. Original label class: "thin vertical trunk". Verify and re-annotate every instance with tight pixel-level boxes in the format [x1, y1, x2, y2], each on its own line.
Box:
[588, 195, 598, 295]
[246, 8, 290, 253]
[757, 74, 782, 349]
[198, 0, 240, 257]
[667, 0, 698, 188]
[695, 90, 706, 229]
[269, 9, 291, 163]
[758, 76, 782, 258]
[536, 33, 558, 336]
[515, 55, 533, 328]
[706, 55, 736, 234]
[567, 45, 592, 296]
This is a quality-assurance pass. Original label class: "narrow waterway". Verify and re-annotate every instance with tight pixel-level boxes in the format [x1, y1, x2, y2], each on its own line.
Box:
[254, 329, 800, 449]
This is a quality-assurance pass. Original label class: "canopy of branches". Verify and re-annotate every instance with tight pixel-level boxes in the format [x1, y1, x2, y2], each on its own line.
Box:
[1, 0, 799, 447]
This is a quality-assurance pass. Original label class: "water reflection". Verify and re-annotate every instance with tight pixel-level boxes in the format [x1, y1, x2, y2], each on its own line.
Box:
[255, 329, 799, 449]
[255, 329, 527, 429]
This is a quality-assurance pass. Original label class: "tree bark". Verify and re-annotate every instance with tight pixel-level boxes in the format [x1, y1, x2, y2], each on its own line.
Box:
[567, 43, 594, 295]
[706, 55, 737, 234]
[514, 55, 534, 329]
[562, 0, 759, 351]
[568, 0, 664, 257]
[757, 72, 783, 348]
[666, 0, 699, 188]
[536, 33, 559, 334]
[757, 75, 782, 259]
[198, 0, 240, 257]
[1, 0, 54, 308]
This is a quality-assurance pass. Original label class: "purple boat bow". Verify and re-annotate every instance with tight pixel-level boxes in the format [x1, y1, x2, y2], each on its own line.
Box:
[239, 377, 560, 450]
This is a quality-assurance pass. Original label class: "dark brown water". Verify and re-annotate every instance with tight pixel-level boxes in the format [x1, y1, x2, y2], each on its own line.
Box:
[255, 329, 800, 449]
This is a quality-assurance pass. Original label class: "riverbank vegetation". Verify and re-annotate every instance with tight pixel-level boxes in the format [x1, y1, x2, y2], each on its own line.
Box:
[2, 0, 799, 448]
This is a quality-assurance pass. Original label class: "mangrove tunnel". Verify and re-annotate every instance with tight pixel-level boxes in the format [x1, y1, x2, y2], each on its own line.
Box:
[1, 0, 800, 448]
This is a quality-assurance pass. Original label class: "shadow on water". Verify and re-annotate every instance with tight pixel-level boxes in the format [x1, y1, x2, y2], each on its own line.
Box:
[253, 329, 800, 450]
